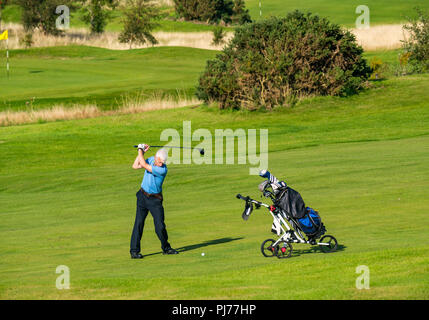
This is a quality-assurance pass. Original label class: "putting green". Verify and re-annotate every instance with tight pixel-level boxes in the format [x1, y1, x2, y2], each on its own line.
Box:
[0, 46, 218, 111]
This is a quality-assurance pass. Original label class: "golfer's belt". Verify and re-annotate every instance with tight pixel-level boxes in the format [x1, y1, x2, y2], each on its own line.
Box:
[141, 189, 163, 201]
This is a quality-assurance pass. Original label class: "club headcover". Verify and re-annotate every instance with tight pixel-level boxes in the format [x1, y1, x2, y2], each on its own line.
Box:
[259, 169, 270, 178]
[241, 202, 253, 221]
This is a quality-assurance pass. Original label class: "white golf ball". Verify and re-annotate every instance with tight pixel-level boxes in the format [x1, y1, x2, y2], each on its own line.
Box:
[201, 252, 205, 256]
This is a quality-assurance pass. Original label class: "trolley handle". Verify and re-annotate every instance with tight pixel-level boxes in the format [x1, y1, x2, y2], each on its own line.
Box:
[236, 194, 248, 201]
[236, 194, 270, 208]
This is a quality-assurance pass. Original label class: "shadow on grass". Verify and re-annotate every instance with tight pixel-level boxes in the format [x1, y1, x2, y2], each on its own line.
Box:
[290, 244, 347, 258]
[142, 237, 244, 258]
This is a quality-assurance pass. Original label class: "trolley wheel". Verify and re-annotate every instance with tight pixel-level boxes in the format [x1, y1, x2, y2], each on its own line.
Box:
[276, 241, 293, 259]
[319, 235, 338, 253]
[261, 239, 277, 257]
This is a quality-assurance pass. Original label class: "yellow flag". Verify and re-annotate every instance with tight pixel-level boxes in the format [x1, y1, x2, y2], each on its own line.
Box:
[0, 30, 8, 40]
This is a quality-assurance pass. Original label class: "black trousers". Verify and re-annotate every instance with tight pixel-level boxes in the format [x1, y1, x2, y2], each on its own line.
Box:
[130, 189, 170, 253]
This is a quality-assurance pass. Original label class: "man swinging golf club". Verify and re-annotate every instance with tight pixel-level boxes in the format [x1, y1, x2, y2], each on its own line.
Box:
[130, 144, 178, 259]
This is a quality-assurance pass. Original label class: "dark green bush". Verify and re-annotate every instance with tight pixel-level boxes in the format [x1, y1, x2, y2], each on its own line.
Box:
[173, 0, 250, 25]
[18, 0, 70, 36]
[231, 0, 251, 25]
[196, 11, 371, 110]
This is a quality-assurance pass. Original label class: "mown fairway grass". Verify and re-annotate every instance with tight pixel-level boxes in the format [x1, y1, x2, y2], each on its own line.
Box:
[1, 69, 428, 299]
[247, 0, 429, 26]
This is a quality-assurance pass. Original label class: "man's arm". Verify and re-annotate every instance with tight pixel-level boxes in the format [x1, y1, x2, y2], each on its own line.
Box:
[132, 148, 153, 172]
[132, 155, 142, 169]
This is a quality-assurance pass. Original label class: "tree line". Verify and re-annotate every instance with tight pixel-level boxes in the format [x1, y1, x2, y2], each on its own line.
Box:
[0, 0, 251, 48]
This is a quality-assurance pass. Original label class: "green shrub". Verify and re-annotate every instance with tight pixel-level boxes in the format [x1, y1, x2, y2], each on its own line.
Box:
[395, 52, 413, 76]
[211, 26, 226, 45]
[118, 0, 160, 49]
[196, 11, 371, 110]
[402, 7, 429, 73]
[19, 32, 33, 48]
[369, 57, 387, 80]
[81, 0, 118, 35]
[173, 0, 250, 25]
[231, 0, 251, 25]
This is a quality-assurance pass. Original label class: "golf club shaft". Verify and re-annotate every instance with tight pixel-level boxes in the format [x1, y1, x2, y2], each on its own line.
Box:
[133, 145, 200, 150]
[133, 145, 204, 155]
[151, 145, 200, 151]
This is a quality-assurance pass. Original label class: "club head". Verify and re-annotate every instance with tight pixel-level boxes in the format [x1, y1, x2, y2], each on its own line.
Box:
[258, 180, 269, 192]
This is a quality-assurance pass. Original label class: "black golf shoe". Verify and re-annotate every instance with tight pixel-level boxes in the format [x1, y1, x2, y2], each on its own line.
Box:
[130, 253, 144, 259]
[163, 248, 179, 255]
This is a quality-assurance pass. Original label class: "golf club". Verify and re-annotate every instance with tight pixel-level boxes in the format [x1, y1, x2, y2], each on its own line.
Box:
[133, 145, 205, 156]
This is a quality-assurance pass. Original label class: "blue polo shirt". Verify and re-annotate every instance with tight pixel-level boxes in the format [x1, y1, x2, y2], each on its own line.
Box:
[141, 156, 167, 194]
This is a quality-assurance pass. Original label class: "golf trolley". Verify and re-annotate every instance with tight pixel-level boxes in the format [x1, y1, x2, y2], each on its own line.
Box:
[236, 170, 338, 259]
